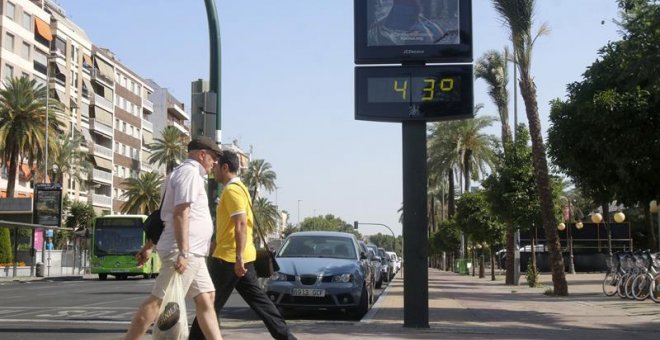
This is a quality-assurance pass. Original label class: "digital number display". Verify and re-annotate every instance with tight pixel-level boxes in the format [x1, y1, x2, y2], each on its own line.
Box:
[367, 76, 461, 104]
[95, 217, 143, 228]
[355, 64, 473, 122]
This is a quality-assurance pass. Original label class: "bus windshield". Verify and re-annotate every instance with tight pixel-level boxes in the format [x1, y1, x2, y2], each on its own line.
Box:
[94, 217, 144, 256]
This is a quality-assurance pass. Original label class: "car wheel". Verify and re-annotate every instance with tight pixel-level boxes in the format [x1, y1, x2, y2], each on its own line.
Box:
[375, 277, 383, 289]
[349, 285, 369, 320]
[98, 273, 107, 280]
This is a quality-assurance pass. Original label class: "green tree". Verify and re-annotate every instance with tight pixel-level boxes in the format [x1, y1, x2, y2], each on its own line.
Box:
[60, 201, 96, 249]
[120, 172, 163, 214]
[492, 0, 567, 295]
[50, 133, 91, 188]
[0, 227, 12, 263]
[300, 214, 362, 239]
[547, 0, 660, 250]
[428, 107, 497, 217]
[368, 233, 403, 255]
[148, 126, 187, 174]
[0, 76, 64, 197]
[252, 197, 279, 237]
[241, 159, 277, 199]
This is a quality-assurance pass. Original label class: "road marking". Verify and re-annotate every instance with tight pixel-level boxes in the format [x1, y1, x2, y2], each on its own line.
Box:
[0, 318, 130, 325]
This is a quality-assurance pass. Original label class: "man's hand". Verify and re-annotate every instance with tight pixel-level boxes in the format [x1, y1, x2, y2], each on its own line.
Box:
[234, 259, 247, 277]
[135, 246, 153, 267]
[175, 254, 188, 274]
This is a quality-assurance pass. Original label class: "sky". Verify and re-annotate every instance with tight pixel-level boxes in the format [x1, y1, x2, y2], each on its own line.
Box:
[56, 0, 622, 237]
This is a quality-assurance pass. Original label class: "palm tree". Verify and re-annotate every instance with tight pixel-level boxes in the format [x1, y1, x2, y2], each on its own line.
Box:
[428, 106, 497, 215]
[252, 197, 279, 237]
[241, 159, 277, 199]
[148, 126, 187, 174]
[120, 171, 163, 214]
[475, 48, 512, 147]
[0, 76, 64, 197]
[50, 133, 91, 188]
[492, 0, 567, 294]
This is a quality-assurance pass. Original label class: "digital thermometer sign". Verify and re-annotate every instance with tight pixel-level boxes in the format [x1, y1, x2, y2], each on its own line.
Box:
[355, 64, 473, 122]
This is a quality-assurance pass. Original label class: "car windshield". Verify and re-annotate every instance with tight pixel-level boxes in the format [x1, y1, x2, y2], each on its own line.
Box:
[278, 235, 357, 259]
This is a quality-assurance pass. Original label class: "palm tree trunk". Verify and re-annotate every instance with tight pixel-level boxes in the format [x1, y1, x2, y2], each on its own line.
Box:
[464, 149, 472, 192]
[6, 146, 19, 198]
[448, 171, 455, 217]
[519, 75, 568, 295]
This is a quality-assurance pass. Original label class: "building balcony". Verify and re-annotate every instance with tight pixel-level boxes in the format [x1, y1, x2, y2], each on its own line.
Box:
[170, 121, 189, 135]
[89, 119, 113, 138]
[167, 103, 189, 120]
[92, 194, 112, 207]
[91, 68, 114, 87]
[143, 99, 154, 112]
[142, 119, 153, 132]
[92, 169, 113, 184]
[92, 144, 113, 159]
[91, 93, 114, 113]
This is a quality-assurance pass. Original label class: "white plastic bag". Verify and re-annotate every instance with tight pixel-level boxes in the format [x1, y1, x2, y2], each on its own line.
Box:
[153, 272, 189, 340]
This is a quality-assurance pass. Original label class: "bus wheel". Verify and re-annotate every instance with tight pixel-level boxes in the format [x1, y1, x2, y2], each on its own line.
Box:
[98, 274, 107, 280]
[143, 274, 151, 280]
[151, 273, 158, 279]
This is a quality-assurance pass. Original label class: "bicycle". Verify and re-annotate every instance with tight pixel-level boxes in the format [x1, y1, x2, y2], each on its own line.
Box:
[630, 250, 656, 300]
[602, 251, 626, 296]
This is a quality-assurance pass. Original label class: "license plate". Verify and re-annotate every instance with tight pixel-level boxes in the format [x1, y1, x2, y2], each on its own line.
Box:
[291, 288, 325, 297]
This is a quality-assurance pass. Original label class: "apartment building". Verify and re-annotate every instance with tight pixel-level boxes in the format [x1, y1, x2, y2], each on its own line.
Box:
[0, 0, 190, 216]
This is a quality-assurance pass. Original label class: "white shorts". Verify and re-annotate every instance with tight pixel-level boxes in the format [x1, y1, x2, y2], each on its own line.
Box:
[151, 252, 215, 300]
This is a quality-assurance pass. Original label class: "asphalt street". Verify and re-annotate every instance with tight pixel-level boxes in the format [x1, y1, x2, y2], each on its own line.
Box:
[0, 275, 389, 339]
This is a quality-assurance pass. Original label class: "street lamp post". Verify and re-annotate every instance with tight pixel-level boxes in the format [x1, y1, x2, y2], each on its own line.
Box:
[559, 197, 576, 274]
[651, 200, 660, 251]
[297, 199, 302, 228]
[592, 211, 626, 265]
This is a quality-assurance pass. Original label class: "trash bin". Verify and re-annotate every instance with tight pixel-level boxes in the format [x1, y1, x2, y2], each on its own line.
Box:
[455, 258, 471, 275]
[36, 262, 45, 277]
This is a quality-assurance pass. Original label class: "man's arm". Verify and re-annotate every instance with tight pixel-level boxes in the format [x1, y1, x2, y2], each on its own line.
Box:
[173, 202, 191, 273]
[135, 239, 154, 267]
[233, 213, 248, 277]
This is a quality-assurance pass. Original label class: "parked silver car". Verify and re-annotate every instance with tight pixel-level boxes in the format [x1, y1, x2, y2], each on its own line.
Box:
[365, 244, 384, 288]
[265, 231, 374, 319]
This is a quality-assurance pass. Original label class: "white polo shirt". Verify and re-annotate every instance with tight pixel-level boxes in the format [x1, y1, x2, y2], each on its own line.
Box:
[157, 159, 214, 256]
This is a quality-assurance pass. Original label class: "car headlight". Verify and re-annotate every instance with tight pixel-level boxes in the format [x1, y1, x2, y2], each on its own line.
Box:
[331, 273, 353, 283]
[270, 272, 289, 281]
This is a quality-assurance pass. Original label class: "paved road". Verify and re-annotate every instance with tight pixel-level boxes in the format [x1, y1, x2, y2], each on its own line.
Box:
[0, 275, 390, 339]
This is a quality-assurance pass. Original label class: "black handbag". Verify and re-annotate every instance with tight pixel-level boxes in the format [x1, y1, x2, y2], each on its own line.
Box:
[143, 209, 165, 244]
[232, 184, 280, 278]
[143, 185, 167, 244]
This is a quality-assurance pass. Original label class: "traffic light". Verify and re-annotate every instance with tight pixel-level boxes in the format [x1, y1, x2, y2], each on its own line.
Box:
[353, 221, 359, 229]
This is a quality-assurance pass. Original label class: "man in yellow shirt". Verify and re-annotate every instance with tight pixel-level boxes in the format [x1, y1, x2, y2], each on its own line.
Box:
[189, 150, 296, 340]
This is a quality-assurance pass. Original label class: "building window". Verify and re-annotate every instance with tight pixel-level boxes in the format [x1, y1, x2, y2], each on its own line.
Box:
[21, 42, 30, 60]
[21, 12, 31, 31]
[6, 2, 15, 20]
[4, 33, 15, 52]
[4, 64, 14, 79]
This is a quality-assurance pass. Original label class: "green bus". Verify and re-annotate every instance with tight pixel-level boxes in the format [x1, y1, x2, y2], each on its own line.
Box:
[90, 215, 160, 280]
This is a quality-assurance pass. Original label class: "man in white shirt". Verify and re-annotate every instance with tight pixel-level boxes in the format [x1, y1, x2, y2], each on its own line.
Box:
[124, 137, 223, 340]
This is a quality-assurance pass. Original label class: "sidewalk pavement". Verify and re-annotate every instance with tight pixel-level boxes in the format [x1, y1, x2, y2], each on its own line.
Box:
[221, 268, 659, 340]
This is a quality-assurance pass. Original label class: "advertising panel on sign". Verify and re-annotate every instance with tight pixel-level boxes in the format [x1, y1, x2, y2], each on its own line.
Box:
[354, 0, 472, 64]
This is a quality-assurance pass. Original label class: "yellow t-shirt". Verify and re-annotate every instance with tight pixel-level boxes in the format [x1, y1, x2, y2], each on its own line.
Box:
[212, 180, 256, 263]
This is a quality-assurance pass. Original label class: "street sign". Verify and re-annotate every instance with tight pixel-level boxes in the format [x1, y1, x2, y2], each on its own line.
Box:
[355, 64, 473, 122]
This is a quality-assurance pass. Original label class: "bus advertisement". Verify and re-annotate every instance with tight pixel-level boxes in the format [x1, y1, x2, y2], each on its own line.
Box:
[90, 215, 160, 280]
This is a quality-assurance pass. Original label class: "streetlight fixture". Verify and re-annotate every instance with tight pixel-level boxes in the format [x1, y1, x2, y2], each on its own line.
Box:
[592, 211, 625, 265]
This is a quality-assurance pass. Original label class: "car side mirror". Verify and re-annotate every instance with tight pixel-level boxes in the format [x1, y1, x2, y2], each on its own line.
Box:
[360, 252, 368, 260]
[373, 256, 381, 262]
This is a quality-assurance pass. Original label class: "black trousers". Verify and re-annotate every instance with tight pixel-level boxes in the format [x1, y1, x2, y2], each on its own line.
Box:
[189, 257, 295, 340]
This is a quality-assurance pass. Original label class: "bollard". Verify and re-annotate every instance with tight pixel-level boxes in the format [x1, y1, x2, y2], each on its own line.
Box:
[36, 262, 44, 277]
